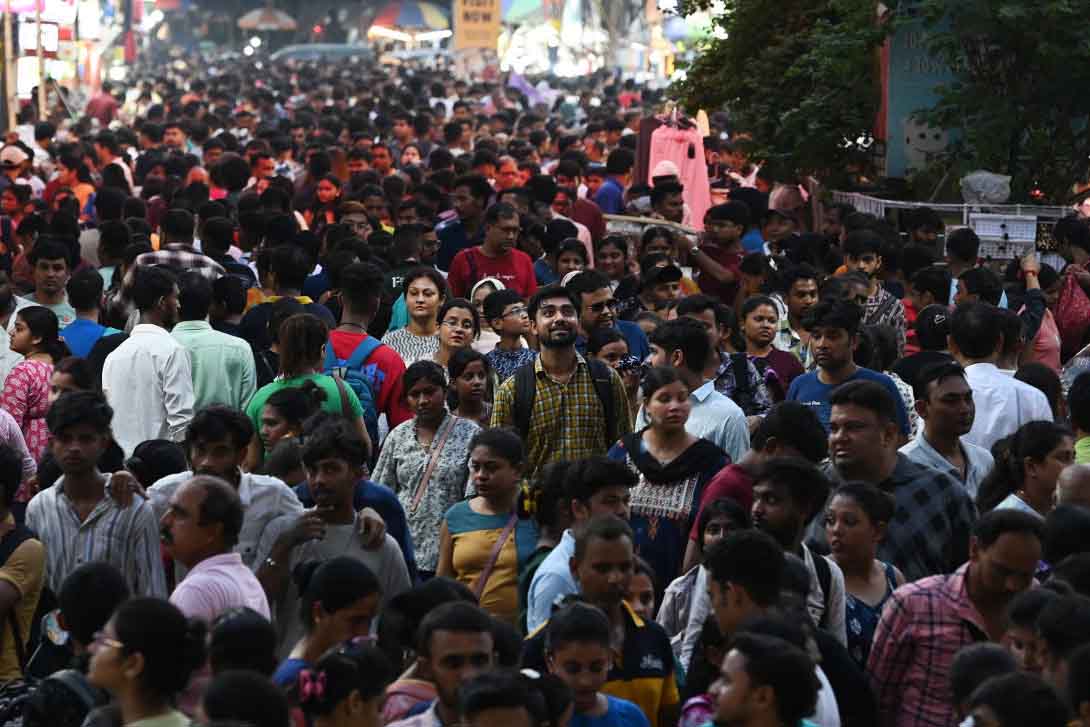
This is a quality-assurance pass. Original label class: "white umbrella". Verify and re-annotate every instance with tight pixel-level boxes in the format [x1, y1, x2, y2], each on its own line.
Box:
[237, 7, 299, 31]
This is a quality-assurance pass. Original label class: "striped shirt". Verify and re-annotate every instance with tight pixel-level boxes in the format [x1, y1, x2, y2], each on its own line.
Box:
[25, 475, 168, 597]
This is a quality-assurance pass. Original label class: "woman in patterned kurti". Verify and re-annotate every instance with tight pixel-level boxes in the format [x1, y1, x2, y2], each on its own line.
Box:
[607, 367, 728, 590]
[824, 481, 905, 668]
[371, 360, 480, 575]
[3, 306, 68, 469]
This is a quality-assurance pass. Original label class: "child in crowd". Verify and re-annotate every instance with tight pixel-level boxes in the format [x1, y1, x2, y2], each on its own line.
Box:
[546, 602, 651, 727]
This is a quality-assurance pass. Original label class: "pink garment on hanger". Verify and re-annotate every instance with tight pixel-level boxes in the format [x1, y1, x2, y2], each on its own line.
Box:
[648, 125, 712, 231]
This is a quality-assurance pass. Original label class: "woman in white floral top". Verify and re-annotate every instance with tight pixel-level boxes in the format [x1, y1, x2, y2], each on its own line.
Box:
[370, 360, 480, 575]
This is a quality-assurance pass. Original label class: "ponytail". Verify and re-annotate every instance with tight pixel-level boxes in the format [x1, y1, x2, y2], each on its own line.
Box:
[295, 643, 393, 717]
[16, 306, 70, 363]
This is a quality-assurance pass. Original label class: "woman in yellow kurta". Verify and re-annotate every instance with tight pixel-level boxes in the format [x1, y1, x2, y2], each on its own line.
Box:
[437, 428, 538, 625]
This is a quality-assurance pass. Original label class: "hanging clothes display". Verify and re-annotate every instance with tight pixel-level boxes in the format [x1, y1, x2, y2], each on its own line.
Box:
[648, 123, 712, 231]
[634, 115, 665, 187]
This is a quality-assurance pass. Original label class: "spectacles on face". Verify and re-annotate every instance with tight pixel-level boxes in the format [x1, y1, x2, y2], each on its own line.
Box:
[502, 306, 528, 318]
[92, 631, 124, 650]
[442, 318, 476, 331]
[589, 299, 619, 314]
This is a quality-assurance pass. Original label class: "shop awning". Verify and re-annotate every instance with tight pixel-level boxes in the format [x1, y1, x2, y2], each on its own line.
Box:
[237, 7, 298, 31]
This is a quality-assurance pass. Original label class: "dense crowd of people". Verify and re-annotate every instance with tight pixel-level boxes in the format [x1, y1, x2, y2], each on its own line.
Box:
[0, 57, 1087, 727]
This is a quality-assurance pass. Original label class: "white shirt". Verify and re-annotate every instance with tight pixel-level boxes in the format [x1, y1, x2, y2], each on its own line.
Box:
[148, 471, 304, 570]
[636, 380, 750, 463]
[101, 324, 196, 457]
[962, 362, 1053, 452]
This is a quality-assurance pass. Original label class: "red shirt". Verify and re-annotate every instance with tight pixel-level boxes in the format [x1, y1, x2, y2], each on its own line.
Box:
[689, 463, 754, 541]
[328, 330, 412, 428]
[693, 244, 742, 305]
[902, 298, 920, 356]
[448, 246, 538, 299]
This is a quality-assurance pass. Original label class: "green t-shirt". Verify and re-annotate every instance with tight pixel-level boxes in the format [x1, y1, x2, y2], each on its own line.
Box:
[245, 373, 364, 451]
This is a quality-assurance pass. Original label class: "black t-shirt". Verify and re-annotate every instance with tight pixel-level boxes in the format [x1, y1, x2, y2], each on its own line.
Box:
[238, 298, 337, 351]
[813, 629, 878, 727]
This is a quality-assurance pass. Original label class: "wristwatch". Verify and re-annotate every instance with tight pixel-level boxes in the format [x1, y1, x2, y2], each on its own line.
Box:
[690, 245, 701, 257]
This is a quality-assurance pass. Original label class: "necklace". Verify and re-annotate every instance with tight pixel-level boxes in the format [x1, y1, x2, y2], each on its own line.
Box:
[339, 321, 367, 331]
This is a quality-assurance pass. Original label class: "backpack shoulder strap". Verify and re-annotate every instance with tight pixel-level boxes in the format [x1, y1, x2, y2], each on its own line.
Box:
[587, 358, 617, 446]
[323, 339, 337, 369]
[346, 335, 383, 369]
[812, 550, 832, 629]
[730, 353, 752, 395]
[512, 363, 538, 441]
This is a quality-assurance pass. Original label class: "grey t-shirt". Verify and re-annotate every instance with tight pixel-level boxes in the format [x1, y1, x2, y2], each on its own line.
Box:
[255, 513, 412, 656]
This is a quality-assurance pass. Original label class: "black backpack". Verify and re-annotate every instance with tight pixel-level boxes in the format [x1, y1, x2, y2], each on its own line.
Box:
[728, 353, 763, 416]
[511, 358, 619, 448]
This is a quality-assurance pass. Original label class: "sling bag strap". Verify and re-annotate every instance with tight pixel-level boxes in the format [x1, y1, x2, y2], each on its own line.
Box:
[410, 415, 458, 513]
[472, 511, 519, 600]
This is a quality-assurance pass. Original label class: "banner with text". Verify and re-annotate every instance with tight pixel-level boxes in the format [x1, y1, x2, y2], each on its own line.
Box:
[454, 0, 500, 50]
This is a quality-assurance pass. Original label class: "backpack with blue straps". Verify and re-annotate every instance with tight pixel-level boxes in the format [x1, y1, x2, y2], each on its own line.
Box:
[323, 335, 384, 456]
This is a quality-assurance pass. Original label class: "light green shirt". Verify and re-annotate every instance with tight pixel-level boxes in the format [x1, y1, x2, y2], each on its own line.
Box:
[23, 293, 76, 328]
[1077, 436, 1090, 465]
[171, 319, 257, 411]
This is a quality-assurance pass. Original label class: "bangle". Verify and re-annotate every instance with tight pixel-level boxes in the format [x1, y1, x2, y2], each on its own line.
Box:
[1024, 271, 1038, 277]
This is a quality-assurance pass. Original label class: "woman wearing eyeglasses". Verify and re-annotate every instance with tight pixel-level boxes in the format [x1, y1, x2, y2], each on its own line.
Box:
[432, 298, 480, 374]
[87, 597, 207, 727]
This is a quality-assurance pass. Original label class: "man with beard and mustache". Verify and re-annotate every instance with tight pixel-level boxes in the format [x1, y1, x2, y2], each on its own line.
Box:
[868, 510, 1043, 727]
[160, 475, 270, 622]
[254, 419, 410, 655]
[843, 230, 907, 357]
[900, 362, 994, 500]
[492, 285, 632, 478]
[749, 457, 846, 646]
[709, 633, 821, 727]
[522, 517, 680, 727]
[566, 269, 650, 362]
[814, 380, 976, 583]
[101, 265, 196, 457]
[786, 298, 910, 438]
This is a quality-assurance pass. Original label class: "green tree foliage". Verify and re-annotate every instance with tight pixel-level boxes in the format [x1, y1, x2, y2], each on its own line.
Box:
[671, 0, 890, 184]
[914, 0, 1090, 202]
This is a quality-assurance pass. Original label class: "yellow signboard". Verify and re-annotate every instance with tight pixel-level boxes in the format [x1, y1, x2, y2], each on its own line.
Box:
[453, 0, 501, 50]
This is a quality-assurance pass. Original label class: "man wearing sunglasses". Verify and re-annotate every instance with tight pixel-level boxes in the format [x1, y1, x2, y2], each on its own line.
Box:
[565, 269, 650, 363]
